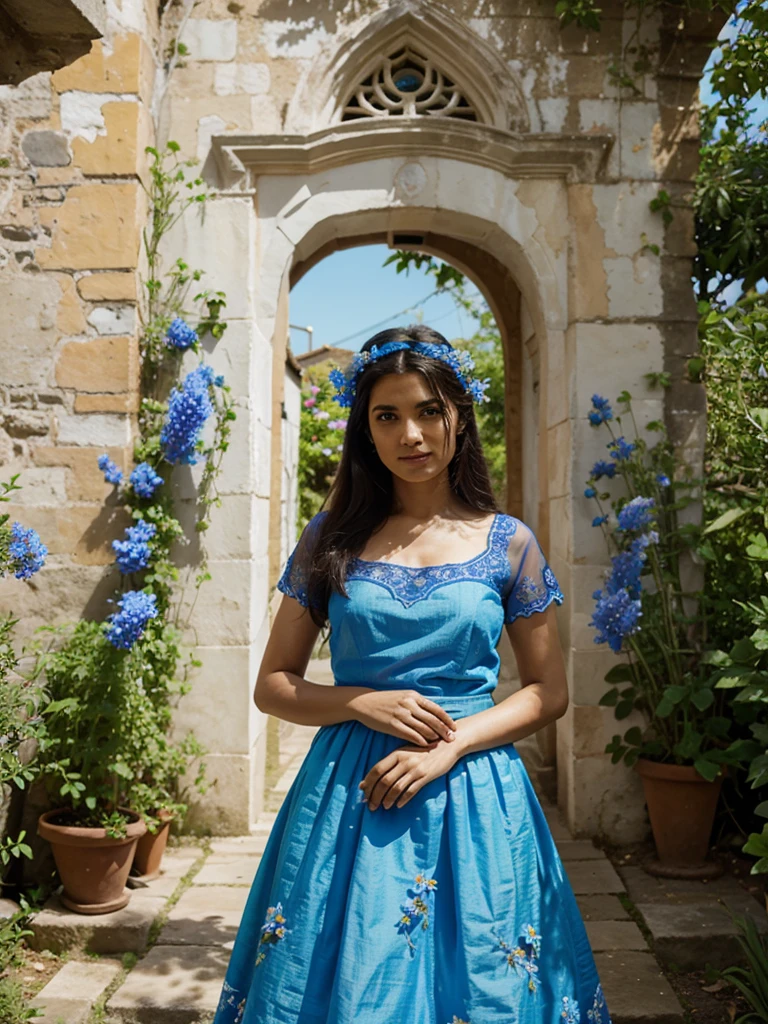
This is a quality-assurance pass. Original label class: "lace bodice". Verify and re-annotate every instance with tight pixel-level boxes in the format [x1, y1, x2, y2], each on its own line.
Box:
[276, 511, 563, 697]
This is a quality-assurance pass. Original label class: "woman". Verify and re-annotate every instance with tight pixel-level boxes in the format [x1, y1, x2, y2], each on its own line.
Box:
[212, 325, 612, 1024]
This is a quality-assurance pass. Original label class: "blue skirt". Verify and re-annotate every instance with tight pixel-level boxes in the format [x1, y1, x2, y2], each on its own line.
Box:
[213, 694, 612, 1024]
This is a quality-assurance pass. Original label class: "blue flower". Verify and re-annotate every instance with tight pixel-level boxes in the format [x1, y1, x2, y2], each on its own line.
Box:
[214, 373, 225, 387]
[588, 395, 613, 426]
[590, 589, 642, 653]
[112, 519, 156, 574]
[98, 454, 123, 486]
[321, 447, 332, 457]
[561, 996, 582, 1024]
[164, 316, 198, 350]
[608, 436, 636, 461]
[160, 364, 215, 464]
[584, 487, 596, 498]
[605, 549, 645, 600]
[656, 473, 670, 487]
[617, 496, 656, 532]
[7, 522, 48, 580]
[104, 590, 158, 649]
[592, 515, 608, 527]
[590, 460, 616, 480]
[130, 462, 163, 499]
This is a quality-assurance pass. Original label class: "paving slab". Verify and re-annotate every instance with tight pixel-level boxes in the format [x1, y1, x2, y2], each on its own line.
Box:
[637, 899, 768, 970]
[585, 919, 649, 952]
[127, 872, 184, 900]
[106, 943, 229, 1024]
[618, 864, 747, 905]
[207, 834, 268, 856]
[556, 839, 610, 861]
[565, 859, 625, 895]
[576, 894, 631, 921]
[31, 959, 122, 1023]
[28, 892, 166, 954]
[160, 884, 249, 947]
[194, 854, 261, 887]
[594, 950, 684, 1024]
[27, 997, 91, 1024]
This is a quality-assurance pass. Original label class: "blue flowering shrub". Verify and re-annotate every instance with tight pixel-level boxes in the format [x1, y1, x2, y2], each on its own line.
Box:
[26, 144, 234, 838]
[582, 389, 750, 785]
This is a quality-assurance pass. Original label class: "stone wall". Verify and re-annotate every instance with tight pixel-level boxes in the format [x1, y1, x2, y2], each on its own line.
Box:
[0, 0, 724, 839]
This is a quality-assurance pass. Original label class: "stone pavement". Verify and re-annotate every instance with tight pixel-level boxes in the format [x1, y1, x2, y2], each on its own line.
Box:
[29, 668, 700, 1024]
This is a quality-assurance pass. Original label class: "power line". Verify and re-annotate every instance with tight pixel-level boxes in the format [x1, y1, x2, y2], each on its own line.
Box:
[319, 288, 443, 350]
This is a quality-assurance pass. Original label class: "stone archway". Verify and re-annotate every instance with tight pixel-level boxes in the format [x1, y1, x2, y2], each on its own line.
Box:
[181, 127, 651, 841]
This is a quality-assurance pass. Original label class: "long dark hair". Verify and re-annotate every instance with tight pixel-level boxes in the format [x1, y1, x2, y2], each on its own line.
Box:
[302, 324, 500, 626]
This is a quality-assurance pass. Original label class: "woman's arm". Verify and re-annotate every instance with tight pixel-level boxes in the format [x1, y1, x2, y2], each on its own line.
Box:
[254, 594, 372, 726]
[254, 594, 460, 745]
[452, 603, 569, 757]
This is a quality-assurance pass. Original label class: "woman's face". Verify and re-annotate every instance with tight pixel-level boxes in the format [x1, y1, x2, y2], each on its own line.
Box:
[366, 371, 460, 482]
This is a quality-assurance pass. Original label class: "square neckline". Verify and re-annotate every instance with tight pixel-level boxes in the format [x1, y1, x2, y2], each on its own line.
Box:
[352, 512, 501, 572]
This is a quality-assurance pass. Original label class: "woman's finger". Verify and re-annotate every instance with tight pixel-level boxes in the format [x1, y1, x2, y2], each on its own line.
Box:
[382, 771, 415, 810]
[395, 776, 421, 808]
[417, 697, 457, 732]
[370, 764, 407, 809]
[414, 708, 456, 742]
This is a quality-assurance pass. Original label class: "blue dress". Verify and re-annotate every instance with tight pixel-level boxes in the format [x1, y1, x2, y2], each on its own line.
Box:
[213, 511, 612, 1024]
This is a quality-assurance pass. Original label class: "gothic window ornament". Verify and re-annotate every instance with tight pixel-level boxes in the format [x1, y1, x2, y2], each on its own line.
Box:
[342, 46, 478, 123]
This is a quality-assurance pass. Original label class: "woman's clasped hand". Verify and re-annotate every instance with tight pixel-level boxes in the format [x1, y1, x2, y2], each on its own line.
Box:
[350, 689, 463, 811]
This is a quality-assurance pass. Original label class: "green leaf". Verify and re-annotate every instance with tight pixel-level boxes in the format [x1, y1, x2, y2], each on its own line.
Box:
[694, 758, 722, 782]
[702, 507, 748, 534]
[604, 663, 635, 684]
[691, 689, 715, 712]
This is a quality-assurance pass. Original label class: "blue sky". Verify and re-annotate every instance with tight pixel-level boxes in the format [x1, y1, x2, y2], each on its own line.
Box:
[289, 16, 766, 357]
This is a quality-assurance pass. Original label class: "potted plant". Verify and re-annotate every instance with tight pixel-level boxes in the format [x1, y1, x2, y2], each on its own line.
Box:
[583, 387, 748, 878]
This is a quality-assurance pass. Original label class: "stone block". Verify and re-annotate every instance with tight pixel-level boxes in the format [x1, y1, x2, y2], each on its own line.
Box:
[585, 919, 648, 952]
[620, 102, 661, 181]
[37, 183, 143, 271]
[55, 410, 131, 446]
[193, 854, 260, 886]
[0, 465, 67, 504]
[77, 272, 137, 302]
[637, 900, 768, 970]
[170, 646, 254, 754]
[22, 130, 72, 167]
[54, 273, 88, 336]
[180, 19, 238, 62]
[576, 894, 631, 921]
[27, 892, 165, 954]
[208, 835, 269, 856]
[87, 306, 137, 336]
[74, 393, 139, 413]
[605, 254, 663, 317]
[3, 409, 51, 437]
[184, 561, 256, 645]
[52, 34, 154, 100]
[0, 72, 53, 119]
[556, 839, 608, 861]
[32, 959, 121, 1006]
[56, 336, 135, 393]
[0, 502, 131, 564]
[181, 754, 251, 836]
[564, 857, 625, 895]
[594, 950, 684, 1023]
[160, 884, 249, 946]
[1, 272, 62, 387]
[32, 444, 129, 501]
[214, 62, 270, 96]
[27, 998, 90, 1024]
[106, 944, 230, 1023]
[73, 100, 153, 178]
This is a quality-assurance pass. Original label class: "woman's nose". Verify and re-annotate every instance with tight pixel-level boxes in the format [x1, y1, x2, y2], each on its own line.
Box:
[400, 419, 423, 443]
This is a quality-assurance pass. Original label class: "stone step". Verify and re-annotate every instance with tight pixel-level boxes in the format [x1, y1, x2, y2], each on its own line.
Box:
[31, 959, 122, 1024]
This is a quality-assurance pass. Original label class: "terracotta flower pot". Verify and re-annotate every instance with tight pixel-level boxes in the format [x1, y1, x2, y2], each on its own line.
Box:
[634, 758, 725, 879]
[37, 807, 147, 914]
[132, 809, 174, 881]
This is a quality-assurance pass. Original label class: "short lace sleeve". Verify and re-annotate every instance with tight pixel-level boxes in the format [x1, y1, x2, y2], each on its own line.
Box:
[276, 511, 326, 608]
[502, 519, 564, 623]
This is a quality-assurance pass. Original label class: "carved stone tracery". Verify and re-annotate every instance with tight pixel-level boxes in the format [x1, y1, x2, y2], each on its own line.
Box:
[341, 45, 478, 122]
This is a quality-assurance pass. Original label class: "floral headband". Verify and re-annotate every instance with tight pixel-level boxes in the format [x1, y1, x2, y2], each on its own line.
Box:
[328, 340, 491, 409]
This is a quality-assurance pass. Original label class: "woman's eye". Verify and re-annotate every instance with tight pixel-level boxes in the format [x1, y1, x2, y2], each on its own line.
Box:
[375, 407, 441, 422]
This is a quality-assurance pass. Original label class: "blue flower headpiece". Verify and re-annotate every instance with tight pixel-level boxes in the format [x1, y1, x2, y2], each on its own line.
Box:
[328, 340, 491, 409]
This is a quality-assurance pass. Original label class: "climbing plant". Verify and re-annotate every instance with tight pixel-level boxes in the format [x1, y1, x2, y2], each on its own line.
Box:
[29, 143, 236, 838]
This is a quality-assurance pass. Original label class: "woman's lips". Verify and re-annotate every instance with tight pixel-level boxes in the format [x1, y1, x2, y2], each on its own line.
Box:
[400, 453, 431, 463]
